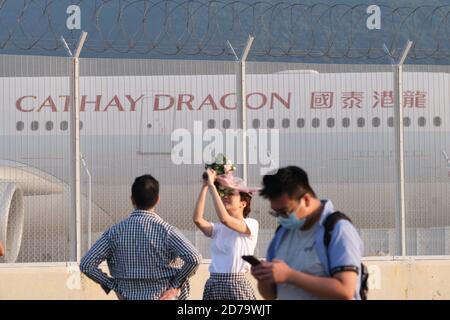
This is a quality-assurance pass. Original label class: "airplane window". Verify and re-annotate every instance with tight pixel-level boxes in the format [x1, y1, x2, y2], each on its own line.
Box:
[46, 121, 54, 131]
[312, 118, 320, 128]
[342, 118, 350, 128]
[282, 118, 290, 128]
[403, 117, 411, 127]
[418, 117, 426, 127]
[267, 119, 275, 128]
[207, 119, 215, 129]
[388, 117, 394, 127]
[252, 119, 260, 129]
[147, 123, 152, 129]
[297, 118, 305, 128]
[31, 121, 39, 131]
[16, 121, 24, 131]
[223, 119, 231, 129]
[327, 118, 335, 128]
[434, 116, 442, 127]
[60, 121, 68, 131]
[357, 118, 365, 128]
[372, 117, 380, 128]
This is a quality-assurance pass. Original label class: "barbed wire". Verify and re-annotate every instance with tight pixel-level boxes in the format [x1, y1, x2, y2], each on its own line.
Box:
[1, 0, 450, 62]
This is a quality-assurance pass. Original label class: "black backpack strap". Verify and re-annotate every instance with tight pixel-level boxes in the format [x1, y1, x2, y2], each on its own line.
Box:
[323, 212, 368, 300]
[275, 224, 282, 234]
[323, 211, 352, 248]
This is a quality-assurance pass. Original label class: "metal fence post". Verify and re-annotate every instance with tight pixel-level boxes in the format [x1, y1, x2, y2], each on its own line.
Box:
[81, 154, 92, 249]
[65, 32, 88, 263]
[393, 41, 413, 257]
[236, 36, 254, 183]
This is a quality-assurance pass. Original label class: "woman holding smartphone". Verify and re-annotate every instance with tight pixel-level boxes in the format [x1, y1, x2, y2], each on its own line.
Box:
[193, 168, 259, 300]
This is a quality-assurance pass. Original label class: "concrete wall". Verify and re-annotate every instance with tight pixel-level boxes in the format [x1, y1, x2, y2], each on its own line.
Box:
[0, 259, 449, 300]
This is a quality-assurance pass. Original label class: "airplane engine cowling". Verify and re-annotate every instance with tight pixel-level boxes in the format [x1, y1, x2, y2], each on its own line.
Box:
[0, 182, 24, 263]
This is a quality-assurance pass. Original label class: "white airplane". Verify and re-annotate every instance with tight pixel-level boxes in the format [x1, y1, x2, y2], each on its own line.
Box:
[1, 68, 449, 263]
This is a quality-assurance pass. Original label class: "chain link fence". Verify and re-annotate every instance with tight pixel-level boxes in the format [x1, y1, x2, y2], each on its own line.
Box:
[0, 53, 449, 262]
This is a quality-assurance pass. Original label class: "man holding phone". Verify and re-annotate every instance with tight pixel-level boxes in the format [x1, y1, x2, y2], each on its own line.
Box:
[250, 166, 364, 300]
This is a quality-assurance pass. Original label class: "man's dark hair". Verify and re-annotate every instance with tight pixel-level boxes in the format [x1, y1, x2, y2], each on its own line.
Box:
[131, 174, 159, 210]
[260, 166, 316, 200]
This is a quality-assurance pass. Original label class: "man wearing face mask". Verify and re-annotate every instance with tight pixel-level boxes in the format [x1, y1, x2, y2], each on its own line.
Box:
[251, 166, 364, 300]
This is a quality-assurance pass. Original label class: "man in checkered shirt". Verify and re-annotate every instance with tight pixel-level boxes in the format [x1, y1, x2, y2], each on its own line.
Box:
[80, 174, 202, 300]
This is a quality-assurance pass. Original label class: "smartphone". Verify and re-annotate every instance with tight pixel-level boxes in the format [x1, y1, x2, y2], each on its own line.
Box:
[242, 255, 261, 266]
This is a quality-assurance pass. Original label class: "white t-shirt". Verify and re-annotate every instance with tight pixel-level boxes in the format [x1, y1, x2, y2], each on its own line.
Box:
[209, 218, 259, 273]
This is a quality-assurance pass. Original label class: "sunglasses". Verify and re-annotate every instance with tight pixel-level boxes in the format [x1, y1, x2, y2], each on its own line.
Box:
[218, 188, 239, 197]
[268, 209, 290, 218]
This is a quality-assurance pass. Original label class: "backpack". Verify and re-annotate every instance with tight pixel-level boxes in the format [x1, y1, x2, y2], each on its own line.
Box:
[323, 211, 369, 300]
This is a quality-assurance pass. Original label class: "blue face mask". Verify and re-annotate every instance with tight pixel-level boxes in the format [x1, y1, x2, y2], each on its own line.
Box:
[278, 211, 307, 230]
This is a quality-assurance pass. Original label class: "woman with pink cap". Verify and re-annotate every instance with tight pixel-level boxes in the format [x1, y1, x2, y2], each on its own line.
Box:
[193, 156, 259, 300]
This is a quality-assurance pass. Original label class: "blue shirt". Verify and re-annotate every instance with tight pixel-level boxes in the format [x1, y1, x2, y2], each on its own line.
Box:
[267, 200, 364, 300]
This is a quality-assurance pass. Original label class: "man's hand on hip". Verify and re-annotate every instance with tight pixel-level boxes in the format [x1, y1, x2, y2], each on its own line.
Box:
[159, 287, 180, 300]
